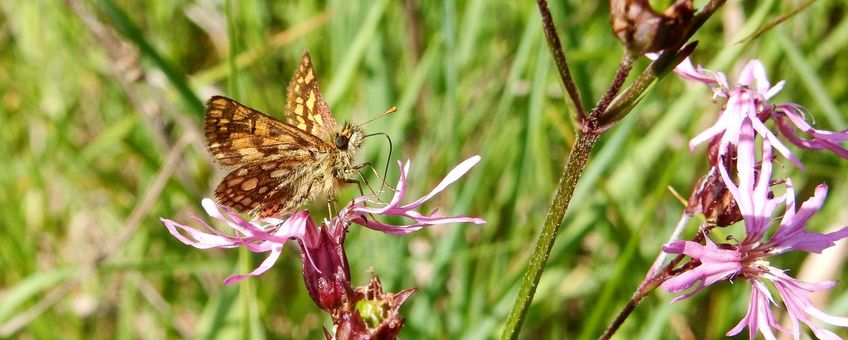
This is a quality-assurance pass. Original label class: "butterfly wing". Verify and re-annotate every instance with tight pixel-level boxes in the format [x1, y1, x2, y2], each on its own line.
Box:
[214, 159, 319, 217]
[205, 96, 335, 216]
[205, 96, 328, 166]
[284, 52, 337, 140]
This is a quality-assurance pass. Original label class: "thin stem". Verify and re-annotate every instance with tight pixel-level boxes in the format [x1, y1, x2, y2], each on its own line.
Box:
[601, 222, 717, 338]
[537, 0, 585, 119]
[586, 52, 637, 130]
[599, 269, 671, 340]
[501, 131, 599, 339]
[646, 213, 692, 279]
[598, 215, 695, 339]
[503, 1, 728, 338]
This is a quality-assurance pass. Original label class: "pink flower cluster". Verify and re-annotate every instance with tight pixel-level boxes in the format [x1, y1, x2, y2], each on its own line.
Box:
[660, 58, 848, 339]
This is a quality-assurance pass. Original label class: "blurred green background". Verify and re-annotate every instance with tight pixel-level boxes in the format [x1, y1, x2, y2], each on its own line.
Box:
[2, 0, 848, 338]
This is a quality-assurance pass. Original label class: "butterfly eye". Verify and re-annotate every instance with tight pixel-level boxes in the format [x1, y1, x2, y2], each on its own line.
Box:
[335, 135, 349, 149]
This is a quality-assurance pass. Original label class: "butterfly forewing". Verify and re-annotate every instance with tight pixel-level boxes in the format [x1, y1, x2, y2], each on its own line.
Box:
[284, 52, 337, 140]
[205, 96, 328, 166]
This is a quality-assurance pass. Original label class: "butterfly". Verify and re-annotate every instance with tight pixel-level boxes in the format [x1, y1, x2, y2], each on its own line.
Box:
[204, 52, 369, 218]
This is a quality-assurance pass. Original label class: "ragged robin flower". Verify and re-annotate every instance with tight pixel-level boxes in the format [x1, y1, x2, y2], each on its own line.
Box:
[661, 120, 848, 339]
[673, 57, 848, 171]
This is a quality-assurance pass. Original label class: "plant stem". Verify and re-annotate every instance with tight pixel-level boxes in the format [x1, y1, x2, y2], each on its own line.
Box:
[503, 1, 728, 338]
[600, 221, 717, 338]
[501, 131, 599, 339]
[536, 0, 584, 119]
[598, 271, 667, 340]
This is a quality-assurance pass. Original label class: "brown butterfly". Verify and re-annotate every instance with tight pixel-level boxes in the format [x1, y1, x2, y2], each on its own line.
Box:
[204, 52, 382, 218]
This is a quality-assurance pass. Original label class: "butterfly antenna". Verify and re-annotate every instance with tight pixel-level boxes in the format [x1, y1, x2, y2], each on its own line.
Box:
[360, 106, 397, 127]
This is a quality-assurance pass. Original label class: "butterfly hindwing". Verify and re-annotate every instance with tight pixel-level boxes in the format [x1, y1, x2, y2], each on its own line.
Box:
[284, 52, 337, 139]
[214, 158, 316, 216]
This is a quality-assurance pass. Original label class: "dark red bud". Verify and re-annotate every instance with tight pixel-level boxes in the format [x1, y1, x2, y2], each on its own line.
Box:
[299, 222, 352, 312]
[610, 0, 694, 53]
[686, 165, 742, 228]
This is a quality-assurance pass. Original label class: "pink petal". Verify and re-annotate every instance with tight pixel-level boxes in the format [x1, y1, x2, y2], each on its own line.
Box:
[688, 120, 726, 152]
[773, 184, 828, 239]
[769, 272, 848, 338]
[355, 215, 485, 235]
[160, 217, 241, 249]
[726, 282, 782, 340]
[201, 198, 226, 219]
[660, 240, 741, 295]
[223, 243, 285, 285]
[387, 160, 410, 209]
[750, 117, 802, 169]
[672, 57, 719, 85]
[662, 241, 740, 262]
[775, 106, 848, 159]
[737, 59, 771, 93]
[401, 155, 481, 210]
[764, 80, 785, 100]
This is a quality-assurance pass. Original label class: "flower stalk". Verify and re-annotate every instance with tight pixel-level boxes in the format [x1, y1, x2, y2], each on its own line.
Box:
[501, 131, 599, 339]
[502, 1, 727, 338]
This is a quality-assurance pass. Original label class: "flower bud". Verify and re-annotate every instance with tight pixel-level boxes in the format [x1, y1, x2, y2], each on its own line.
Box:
[609, 0, 694, 53]
[330, 276, 416, 340]
[686, 166, 742, 227]
[299, 219, 352, 312]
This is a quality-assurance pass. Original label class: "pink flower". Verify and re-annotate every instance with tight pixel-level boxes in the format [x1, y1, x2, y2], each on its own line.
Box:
[159, 156, 485, 285]
[774, 103, 848, 160]
[161, 199, 303, 284]
[674, 57, 848, 171]
[347, 155, 486, 235]
[661, 123, 848, 338]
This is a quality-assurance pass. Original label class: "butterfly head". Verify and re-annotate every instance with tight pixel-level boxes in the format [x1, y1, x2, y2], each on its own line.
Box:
[335, 122, 364, 153]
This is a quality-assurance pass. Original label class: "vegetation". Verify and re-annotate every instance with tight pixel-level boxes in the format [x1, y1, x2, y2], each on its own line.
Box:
[1, 0, 847, 338]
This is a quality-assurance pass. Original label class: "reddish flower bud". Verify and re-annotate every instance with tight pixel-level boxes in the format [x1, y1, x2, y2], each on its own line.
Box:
[609, 0, 694, 53]
[329, 276, 416, 340]
[299, 218, 353, 312]
[686, 166, 742, 227]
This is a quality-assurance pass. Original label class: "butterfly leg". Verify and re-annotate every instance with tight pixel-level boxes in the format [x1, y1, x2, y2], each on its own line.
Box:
[346, 178, 377, 228]
[357, 162, 399, 194]
[326, 199, 336, 219]
[346, 163, 380, 198]
[340, 176, 383, 226]
[342, 178, 367, 198]
[350, 162, 399, 199]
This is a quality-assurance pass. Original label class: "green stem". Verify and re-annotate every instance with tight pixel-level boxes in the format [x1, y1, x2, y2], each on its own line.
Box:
[501, 131, 599, 339]
[536, 0, 584, 119]
[501, 1, 729, 337]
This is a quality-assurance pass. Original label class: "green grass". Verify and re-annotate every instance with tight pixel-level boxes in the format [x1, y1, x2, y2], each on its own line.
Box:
[1, 0, 848, 338]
